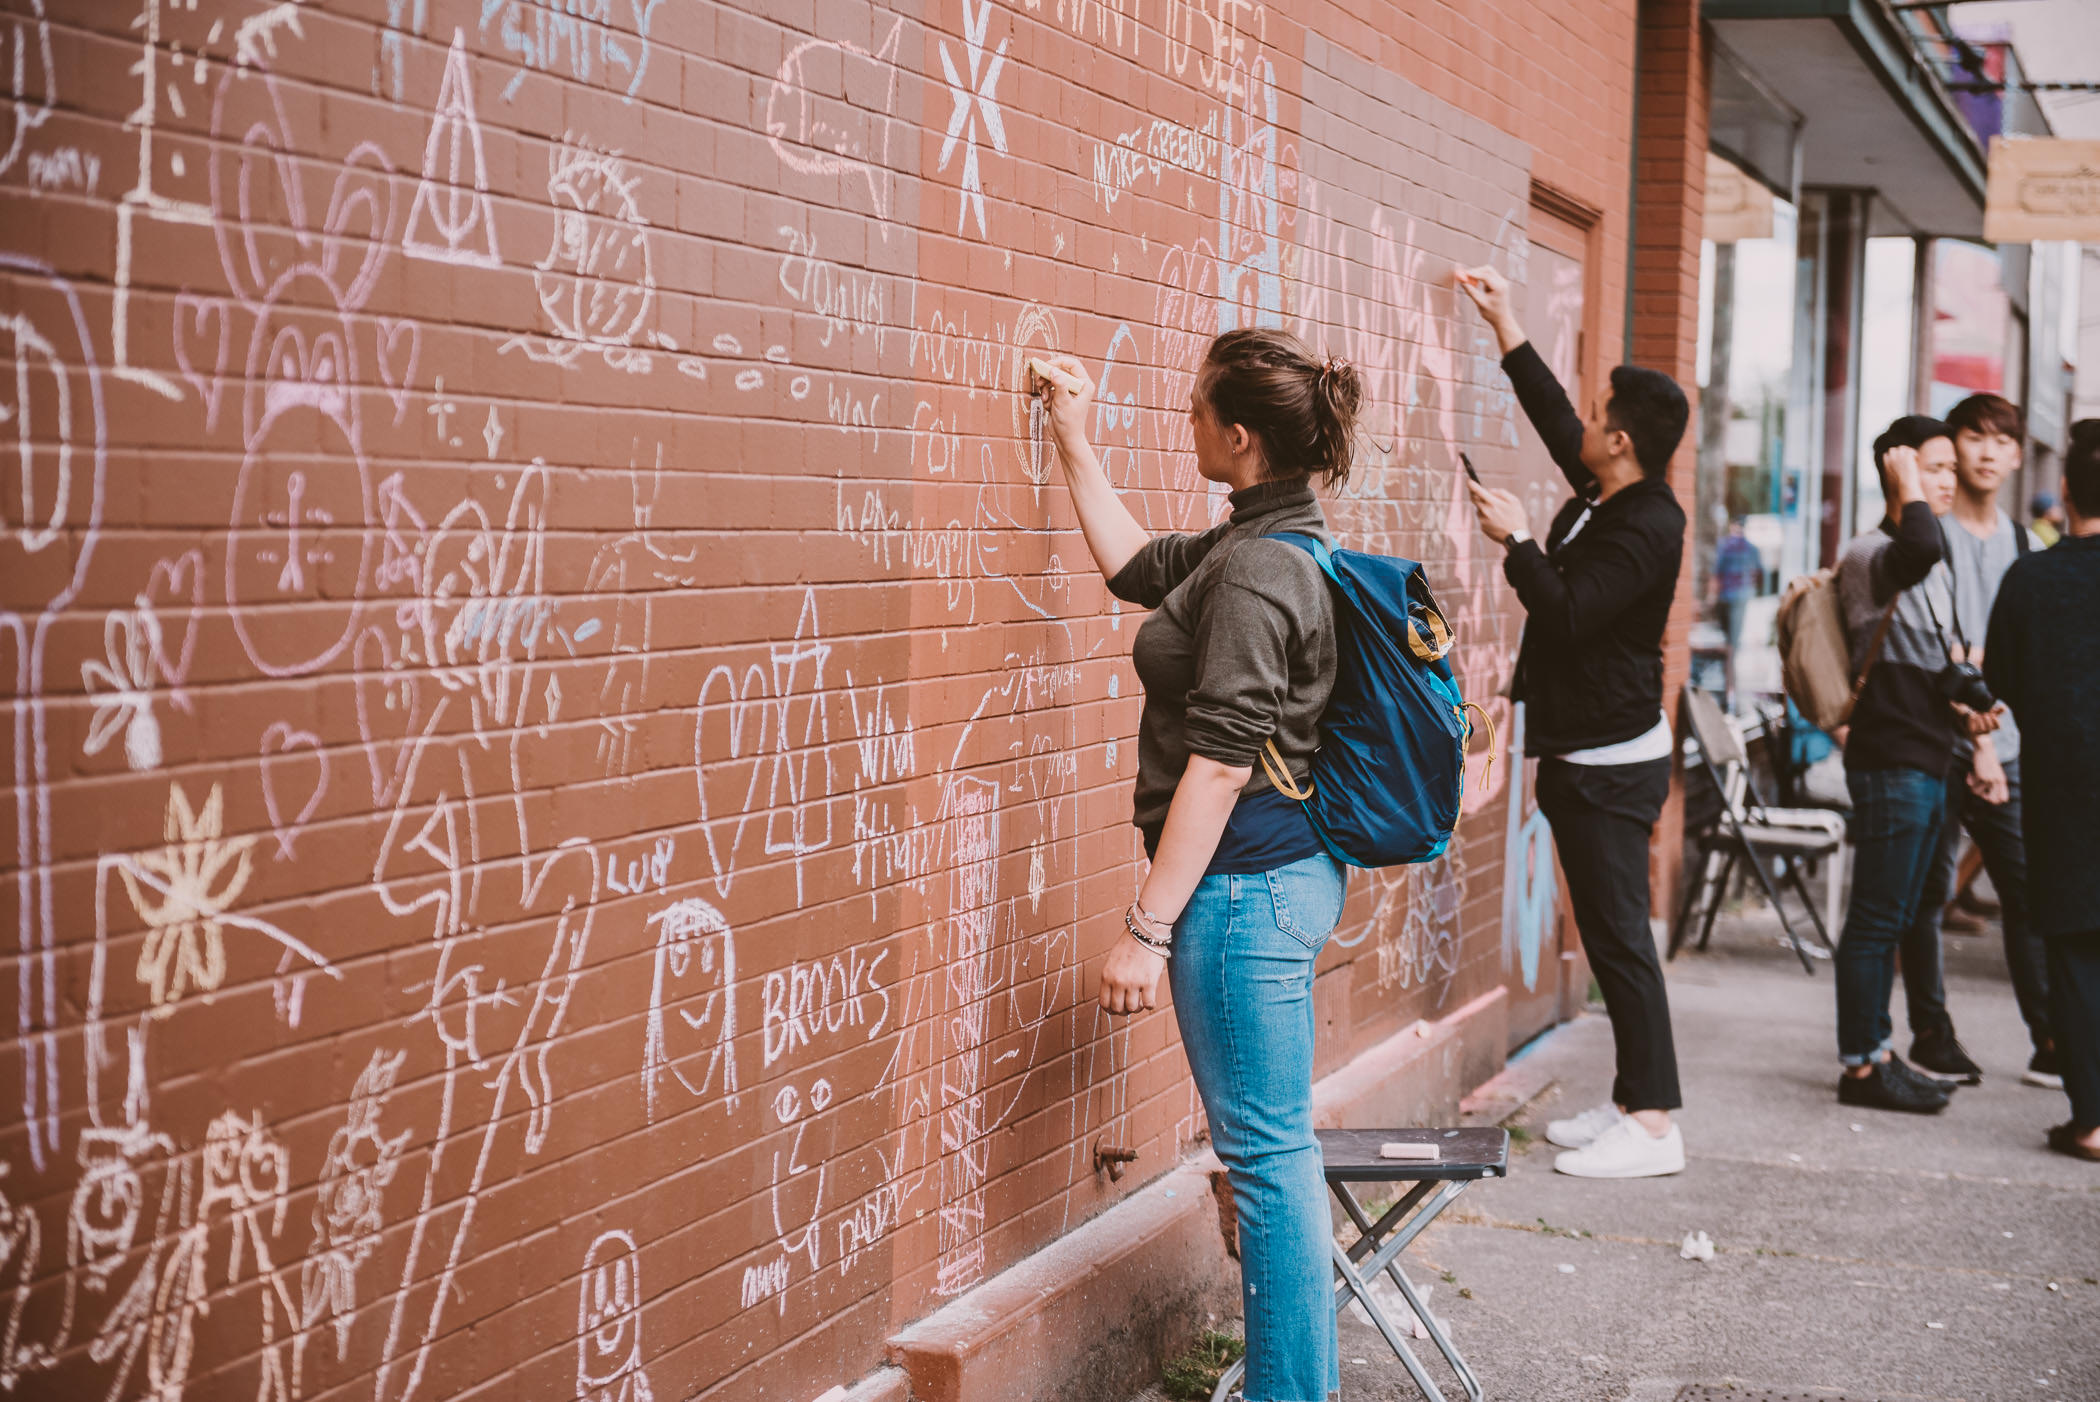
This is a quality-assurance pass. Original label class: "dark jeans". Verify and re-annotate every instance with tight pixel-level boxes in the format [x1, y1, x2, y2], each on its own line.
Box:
[1900, 756, 2053, 1053]
[1537, 756, 1680, 1111]
[2047, 932, 2100, 1130]
[1836, 766, 1948, 1064]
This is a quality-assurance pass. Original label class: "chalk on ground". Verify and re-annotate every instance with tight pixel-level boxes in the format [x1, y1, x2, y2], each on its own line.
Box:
[1678, 1229, 1716, 1262]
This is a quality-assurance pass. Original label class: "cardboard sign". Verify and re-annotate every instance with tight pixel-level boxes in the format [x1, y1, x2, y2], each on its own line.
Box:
[1705, 151, 1775, 244]
[1984, 137, 2100, 243]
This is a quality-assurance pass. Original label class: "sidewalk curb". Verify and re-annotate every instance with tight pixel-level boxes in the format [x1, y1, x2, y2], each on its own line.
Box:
[883, 987, 1513, 1401]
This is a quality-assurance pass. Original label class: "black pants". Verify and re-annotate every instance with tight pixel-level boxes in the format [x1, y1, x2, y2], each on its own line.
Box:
[1901, 756, 2052, 1053]
[2047, 931, 2100, 1131]
[1537, 756, 1681, 1112]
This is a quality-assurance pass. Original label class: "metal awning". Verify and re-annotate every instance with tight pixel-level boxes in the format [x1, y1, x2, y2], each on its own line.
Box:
[1703, 0, 1989, 237]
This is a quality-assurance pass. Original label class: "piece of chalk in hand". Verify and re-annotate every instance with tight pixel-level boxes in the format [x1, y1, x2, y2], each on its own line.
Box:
[1028, 357, 1057, 382]
[1379, 1141, 1440, 1161]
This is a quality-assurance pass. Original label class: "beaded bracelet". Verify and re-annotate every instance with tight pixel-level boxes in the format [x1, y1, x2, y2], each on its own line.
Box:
[1124, 903, 1173, 955]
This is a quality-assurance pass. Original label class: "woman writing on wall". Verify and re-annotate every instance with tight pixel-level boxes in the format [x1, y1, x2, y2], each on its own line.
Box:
[1033, 329, 1359, 1402]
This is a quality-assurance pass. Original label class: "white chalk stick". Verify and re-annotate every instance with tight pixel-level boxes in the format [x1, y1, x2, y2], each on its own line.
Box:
[1379, 1141, 1440, 1161]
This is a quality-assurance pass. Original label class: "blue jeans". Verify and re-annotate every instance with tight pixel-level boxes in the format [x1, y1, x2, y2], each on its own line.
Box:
[1170, 854, 1347, 1402]
[1836, 767, 1949, 1064]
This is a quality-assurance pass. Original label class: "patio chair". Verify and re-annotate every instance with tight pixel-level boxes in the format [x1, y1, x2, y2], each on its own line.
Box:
[1669, 687, 1845, 974]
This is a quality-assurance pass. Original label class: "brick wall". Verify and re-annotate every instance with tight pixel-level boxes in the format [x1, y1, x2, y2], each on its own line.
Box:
[0, 1, 1643, 1398]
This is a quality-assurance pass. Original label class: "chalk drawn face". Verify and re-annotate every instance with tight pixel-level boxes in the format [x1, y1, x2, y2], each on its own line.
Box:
[576, 1232, 644, 1388]
[70, 1127, 167, 1279]
[535, 147, 653, 349]
[227, 288, 372, 677]
[644, 896, 737, 1118]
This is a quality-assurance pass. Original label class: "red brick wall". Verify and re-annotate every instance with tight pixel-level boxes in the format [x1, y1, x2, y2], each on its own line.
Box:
[0, 1, 1639, 1397]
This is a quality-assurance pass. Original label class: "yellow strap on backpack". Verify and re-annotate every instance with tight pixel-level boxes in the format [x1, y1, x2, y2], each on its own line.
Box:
[1260, 739, 1314, 801]
[1453, 701, 1497, 824]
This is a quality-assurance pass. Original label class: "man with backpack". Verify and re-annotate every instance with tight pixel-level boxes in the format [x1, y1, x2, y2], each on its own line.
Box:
[1895, 393, 2055, 1091]
[1829, 416, 2005, 1115]
[1456, 264, 1692, 1179]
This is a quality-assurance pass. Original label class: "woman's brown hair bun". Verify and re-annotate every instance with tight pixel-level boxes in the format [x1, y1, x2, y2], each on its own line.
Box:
[1199, 328, 1361, 490]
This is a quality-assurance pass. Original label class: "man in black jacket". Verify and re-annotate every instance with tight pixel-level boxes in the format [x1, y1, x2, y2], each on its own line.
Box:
[1457, 264, 1690, 1180]
[1986, 420, 2100, 1162]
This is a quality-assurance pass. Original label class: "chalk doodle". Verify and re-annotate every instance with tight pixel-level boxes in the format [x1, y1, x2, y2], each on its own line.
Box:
[577, 1231, 654, 1402]
[403, 30, 502, 268]
[79, 606, 167, 772]
[0, 1, 53, 183]
[482, 0, 664, 102]
[642, 896, 739, 1122]
[301, 1050, 408, 1363]
[506, 139, 668, 371]
[937, 0, 1011, 238]
[766, 20, 907, 226]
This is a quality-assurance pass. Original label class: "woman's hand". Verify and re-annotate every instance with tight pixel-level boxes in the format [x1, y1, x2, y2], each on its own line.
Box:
[1099, 931, 1167, 1014]
[1033, 355, 1097, 462]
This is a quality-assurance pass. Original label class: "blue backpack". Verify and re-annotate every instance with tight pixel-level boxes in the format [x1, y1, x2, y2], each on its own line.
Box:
[1259, 533, 1491, 868]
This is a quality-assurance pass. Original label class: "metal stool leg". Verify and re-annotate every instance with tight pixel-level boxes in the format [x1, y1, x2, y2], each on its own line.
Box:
[1332, 1179, 1481, 1402]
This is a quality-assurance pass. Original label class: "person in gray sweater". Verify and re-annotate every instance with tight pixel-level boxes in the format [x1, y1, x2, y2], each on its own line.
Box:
[1032, 327, 1358, 1400]
[1986, 420, 2100, 1162]
[1831, 418, 2003, 1115]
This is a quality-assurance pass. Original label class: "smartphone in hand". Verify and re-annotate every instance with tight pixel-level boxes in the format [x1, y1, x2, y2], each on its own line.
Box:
[1459, 451, 1481, 484]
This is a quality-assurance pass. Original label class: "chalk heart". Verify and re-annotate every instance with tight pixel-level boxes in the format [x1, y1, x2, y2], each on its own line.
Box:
[141, 550, 205, 697]
[353, 628, 424, 807]
[259, 722, 327, 860]
[374, 317, 419, 423]
[173, 293, 231, 430]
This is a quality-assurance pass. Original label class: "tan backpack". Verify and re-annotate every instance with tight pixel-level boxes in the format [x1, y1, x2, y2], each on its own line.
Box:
[1774, 569, 1898, 731]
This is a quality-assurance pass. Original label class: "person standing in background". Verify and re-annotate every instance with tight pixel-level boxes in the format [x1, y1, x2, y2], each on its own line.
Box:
[1712, 516, 1763, 710]
[1985, 420, 2100, 1162]
[1455, 263, 1692, 1180]
[1896, 393, 2053, 1090]
[2029, 491, 2064, 548]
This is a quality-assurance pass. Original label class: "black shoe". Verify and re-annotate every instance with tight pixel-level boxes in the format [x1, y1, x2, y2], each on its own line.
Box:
[1838, 1060, 1950, 1115]
[2023, 1048, 2065, 1090]
[1885, 1050, 1963, 1096]
[1908, 1030, 1983, 1085]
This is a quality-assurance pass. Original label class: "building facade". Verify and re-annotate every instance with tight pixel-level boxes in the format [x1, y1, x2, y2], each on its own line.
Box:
[0, 1, 1716, 1399]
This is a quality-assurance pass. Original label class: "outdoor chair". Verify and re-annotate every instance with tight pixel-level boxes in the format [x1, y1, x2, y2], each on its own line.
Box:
[1669, 687, 1845, 973]
[1210, 1128, 1509, 1402]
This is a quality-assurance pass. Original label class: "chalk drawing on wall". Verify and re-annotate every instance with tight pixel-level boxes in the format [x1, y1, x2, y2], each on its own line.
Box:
[578, 1230, 654, 1402]
[4, 255, 108, 1173]
[403, 30, 502, 268]
[766, 19, 906, 226]
[481, 0, 664, 102]
[301, 1049, 408, 1362]
[505, 139, 667, 371]
[1500, 702, 1557, 990]
[642, 896, 739, 1122]
[937, 0, 1010, 238]
[0, 0, 53, 182]
[934, 774, 1000, 1297]
[80, 604, 168, 772]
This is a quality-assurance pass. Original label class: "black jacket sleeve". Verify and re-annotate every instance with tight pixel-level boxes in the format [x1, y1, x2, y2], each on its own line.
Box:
[1501, 508, 1684, 649]
[1502, 341, 1596, 496]
[1869, 502, 1943, 606]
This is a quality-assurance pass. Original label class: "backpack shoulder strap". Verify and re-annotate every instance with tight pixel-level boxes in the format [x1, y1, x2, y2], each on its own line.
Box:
[1851, 595, 1902, 699]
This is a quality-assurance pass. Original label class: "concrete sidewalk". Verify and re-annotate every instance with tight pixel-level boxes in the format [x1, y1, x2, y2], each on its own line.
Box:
[1137, 909, 2100, 1402]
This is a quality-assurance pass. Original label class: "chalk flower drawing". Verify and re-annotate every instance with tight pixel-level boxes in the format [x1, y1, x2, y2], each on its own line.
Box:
[80, 603, 166, 770]
[120, 782, 257, 1011]
[937, 0, 1009, 238]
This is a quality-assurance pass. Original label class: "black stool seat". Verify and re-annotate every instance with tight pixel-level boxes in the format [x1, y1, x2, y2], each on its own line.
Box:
[1319, 1128, 1510, 1182]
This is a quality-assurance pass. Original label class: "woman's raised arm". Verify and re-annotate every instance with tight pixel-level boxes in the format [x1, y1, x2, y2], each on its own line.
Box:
[1036, 356, 1150, 580]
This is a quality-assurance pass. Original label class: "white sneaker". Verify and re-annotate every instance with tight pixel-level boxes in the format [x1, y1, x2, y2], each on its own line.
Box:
[1544, 1103, 1623, 1150]
[1553, 1117, 1685, 1179]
